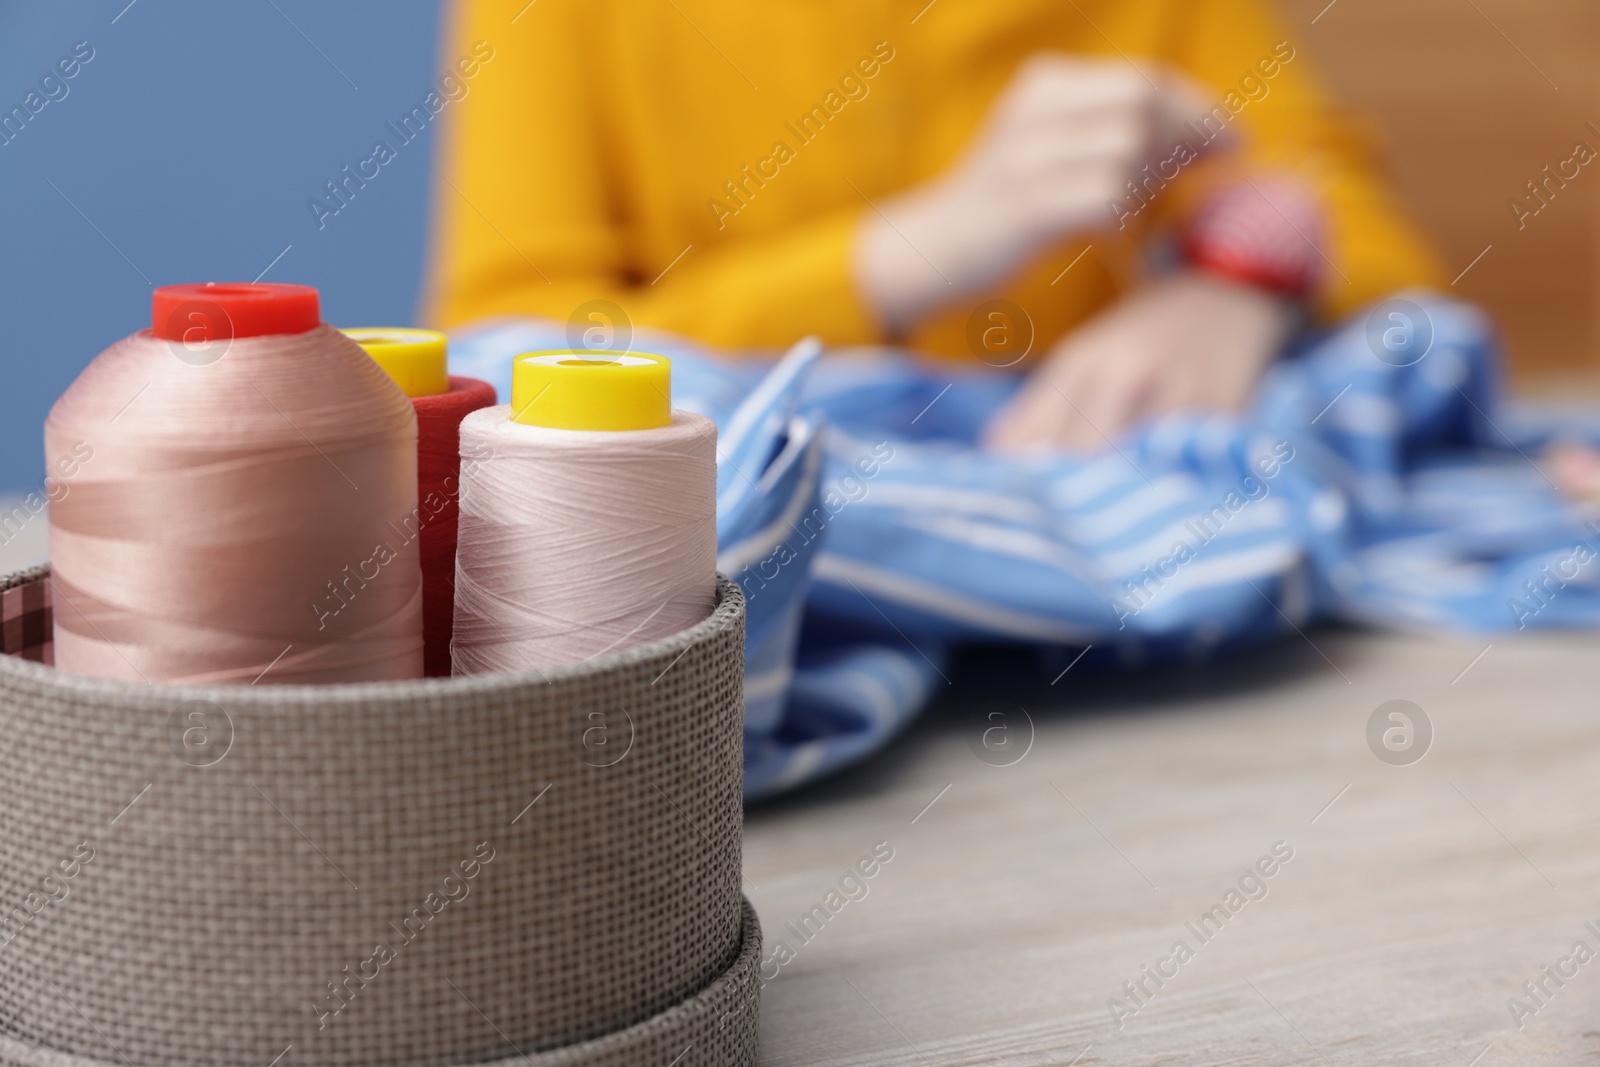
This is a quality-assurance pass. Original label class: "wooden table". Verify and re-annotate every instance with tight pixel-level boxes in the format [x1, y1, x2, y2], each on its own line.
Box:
[6, 498, 1594, 1063]
[746, 630, 1600, 1065]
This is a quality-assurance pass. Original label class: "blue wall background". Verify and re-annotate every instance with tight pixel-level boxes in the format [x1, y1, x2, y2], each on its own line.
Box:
[0, 1, 445, 492]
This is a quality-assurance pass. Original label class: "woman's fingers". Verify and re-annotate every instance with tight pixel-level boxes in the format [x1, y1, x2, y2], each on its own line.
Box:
[980, 271, 1297, 455]
[856, 53, 1222, 337]
[1057, 344, 1155, 450]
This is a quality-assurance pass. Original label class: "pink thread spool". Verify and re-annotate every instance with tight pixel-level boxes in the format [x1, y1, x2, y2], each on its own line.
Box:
[451, 351, 718, 675]
[45, 282, 424, 684]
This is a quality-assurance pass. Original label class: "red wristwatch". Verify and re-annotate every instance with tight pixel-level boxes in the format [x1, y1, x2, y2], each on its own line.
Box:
[1183, 177, 1324, 298]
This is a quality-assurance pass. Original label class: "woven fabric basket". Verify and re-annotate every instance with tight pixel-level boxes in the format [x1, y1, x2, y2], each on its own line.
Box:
[0, 566, 759, 1067]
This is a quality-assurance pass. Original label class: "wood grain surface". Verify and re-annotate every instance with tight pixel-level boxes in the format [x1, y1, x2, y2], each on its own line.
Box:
[748, 630, 1600, 1064]
[1279, 0, 1600, 378]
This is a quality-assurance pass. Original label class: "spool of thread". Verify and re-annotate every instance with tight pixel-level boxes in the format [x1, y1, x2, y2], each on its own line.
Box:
[343, 328, 496, 678]
[451, 351, 717, 675]
[46, 282, 424, 685]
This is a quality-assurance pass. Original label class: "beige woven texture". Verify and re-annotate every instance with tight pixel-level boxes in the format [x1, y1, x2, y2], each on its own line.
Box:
[0, 569, 757, 1067]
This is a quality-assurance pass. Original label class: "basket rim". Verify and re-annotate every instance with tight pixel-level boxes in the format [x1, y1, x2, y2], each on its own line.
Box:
[0, 898, 761, 1067]
[0, 564, 743, 707]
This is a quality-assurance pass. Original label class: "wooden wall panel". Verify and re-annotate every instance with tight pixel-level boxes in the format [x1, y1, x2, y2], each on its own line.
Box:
[1277, 0, 1600, 378]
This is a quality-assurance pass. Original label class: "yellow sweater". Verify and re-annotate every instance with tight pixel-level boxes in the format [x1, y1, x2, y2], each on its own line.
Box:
[423, 0, 1443, 358]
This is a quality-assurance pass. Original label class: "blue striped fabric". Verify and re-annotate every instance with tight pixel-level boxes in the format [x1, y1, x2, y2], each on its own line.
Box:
[451, 294, 1600, 798]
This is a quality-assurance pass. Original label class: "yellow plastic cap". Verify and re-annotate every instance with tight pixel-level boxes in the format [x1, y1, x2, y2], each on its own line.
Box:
[343, 327, 450, 398]
[511, 350, 671, 431]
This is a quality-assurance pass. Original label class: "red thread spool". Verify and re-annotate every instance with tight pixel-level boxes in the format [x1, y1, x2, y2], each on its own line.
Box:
[344, 328, 495, 677]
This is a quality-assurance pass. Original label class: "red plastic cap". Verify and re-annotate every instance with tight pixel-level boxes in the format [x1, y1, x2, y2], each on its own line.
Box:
[151, 283, 321, 342]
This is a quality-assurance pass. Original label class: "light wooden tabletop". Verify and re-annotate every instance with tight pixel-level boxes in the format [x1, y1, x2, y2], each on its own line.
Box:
[5, 500, 1595, 1063]
[746, 629, 1600, 1065]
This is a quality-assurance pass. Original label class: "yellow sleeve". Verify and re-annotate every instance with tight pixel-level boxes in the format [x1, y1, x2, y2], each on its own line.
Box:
[419, 0, 878, 350]
[1162, 0, 1446, 318]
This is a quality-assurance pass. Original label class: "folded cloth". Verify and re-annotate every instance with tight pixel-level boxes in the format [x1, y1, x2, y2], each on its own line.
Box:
[451, 295, 1600, 798]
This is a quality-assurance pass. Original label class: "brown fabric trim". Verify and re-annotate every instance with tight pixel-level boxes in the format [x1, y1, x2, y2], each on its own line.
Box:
[0, 566, 51, 664]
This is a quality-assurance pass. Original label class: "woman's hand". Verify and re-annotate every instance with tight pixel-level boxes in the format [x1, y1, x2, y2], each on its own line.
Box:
[855, 54, 1214, 336]
[981, 271, 1298, 453]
